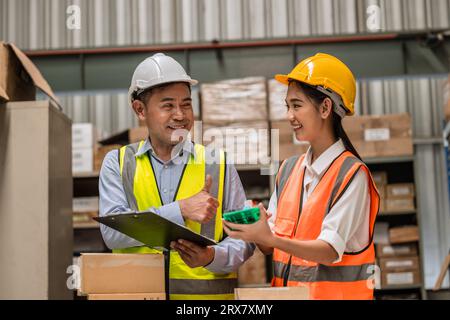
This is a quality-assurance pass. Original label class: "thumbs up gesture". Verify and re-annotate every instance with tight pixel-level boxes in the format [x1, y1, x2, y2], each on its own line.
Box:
[179, 174, 220, 224]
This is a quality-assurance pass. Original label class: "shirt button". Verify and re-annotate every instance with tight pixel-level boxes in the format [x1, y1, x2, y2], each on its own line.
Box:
[163, 165, 168, 169]
[163, 189, 168, 193]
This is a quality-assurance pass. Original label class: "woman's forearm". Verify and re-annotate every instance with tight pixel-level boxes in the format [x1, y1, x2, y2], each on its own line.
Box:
[256, 243, 274, 255]
[268, 235, 338, 265]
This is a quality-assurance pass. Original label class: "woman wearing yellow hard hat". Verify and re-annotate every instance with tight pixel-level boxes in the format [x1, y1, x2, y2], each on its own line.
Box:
[223, 53, 380, 300]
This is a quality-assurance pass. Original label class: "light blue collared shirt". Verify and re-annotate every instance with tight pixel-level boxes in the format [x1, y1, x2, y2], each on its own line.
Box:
[99, 139, 255, 274]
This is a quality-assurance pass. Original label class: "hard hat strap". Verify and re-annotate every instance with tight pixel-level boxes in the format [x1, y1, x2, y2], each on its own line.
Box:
[315, 86, 348, 118]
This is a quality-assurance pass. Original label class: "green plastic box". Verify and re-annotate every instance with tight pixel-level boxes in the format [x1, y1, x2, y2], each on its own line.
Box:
[223, 207, 260, 224]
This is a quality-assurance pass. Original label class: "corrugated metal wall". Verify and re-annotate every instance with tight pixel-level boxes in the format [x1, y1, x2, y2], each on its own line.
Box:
[1, 0, 450, 50]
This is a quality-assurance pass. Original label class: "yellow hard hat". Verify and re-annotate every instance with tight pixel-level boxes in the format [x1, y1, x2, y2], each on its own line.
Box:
[275, 53, 356, 116]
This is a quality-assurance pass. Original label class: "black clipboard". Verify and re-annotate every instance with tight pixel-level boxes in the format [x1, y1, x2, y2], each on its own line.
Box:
[94, 210, 217, 250]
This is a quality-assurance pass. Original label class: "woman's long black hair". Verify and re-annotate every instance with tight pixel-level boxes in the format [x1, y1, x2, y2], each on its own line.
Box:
[292, 80, 363, 161]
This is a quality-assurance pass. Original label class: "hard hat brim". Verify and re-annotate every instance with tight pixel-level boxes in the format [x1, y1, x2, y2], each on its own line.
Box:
[275, 74, 290, 86]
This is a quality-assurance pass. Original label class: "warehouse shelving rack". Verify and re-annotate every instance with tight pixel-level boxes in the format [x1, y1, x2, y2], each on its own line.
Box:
[366, 155, 427, 300]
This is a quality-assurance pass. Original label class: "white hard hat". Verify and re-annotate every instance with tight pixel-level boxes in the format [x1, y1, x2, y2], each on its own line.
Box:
[128, 53, 198, 106]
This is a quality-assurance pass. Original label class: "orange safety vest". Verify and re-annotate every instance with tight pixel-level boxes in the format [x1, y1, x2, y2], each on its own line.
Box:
[272, 150, 380, 300]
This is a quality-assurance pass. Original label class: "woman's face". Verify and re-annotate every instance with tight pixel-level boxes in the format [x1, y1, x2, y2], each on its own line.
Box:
[285, 82, 326, 143]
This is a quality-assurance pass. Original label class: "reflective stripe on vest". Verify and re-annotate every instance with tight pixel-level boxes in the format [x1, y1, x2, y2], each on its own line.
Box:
[273, 261, 374, 282]
[115, 141, 237, 300]
[272, 151, 380, 300]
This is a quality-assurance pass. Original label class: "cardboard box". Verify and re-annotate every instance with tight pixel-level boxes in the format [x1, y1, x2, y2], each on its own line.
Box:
[79, 253, 165, 294]
[445, 75, 450, 121]
[377, 185, 386, 200]
[72, 123, 95, 149]
[0, 42, 58, 104]
[271, 120, 310, 161]
[73, 197, 99, 213]
[381, 270, 421, 287]
[73, 211, 98, 224]
[235, 287, 309, 300]
[268, 79, 288, 121]
[376, 243, 418, 258]
[87, 293, 166, 300]
[72, 148, 94, 173]
[99, 127, 149, 146]
[389, 226, 419, 244]
[201, 77, 268, 123]
[387, 183, 415, 198]
[342, 113, 413, 158]
[203, 121, 270, 165]
[374, 222, 390, 244]
[380, 256, 420, 272]
[385, 197, 415, 212]
[372, 171, 388, 186]
[238, 248, 267, 285]
[94, 144, 122, 172]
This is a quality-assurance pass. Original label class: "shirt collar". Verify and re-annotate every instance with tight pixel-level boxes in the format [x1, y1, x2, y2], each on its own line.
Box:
[304, 139, 346, 176]
[135, 138, 196, 162]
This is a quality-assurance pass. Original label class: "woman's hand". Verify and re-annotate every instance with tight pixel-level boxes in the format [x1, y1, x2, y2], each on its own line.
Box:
[223, 203, 275, 247]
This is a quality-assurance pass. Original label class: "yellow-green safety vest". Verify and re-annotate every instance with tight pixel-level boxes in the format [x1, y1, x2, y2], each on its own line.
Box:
[113, 141, 237, 300]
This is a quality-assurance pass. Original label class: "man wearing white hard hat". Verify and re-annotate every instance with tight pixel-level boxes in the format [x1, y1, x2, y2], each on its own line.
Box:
[99, 53, 255, 300]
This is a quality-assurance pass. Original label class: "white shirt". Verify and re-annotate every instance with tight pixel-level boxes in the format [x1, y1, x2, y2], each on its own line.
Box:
[268, 139, 370, 263]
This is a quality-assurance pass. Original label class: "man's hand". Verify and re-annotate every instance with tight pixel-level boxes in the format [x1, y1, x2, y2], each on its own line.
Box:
[170, 239, 215, 268]
[178, 174, 219, 224]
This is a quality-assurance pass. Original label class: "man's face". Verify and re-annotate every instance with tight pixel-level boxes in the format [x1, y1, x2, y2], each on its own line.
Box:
[141, 83, 194, 146]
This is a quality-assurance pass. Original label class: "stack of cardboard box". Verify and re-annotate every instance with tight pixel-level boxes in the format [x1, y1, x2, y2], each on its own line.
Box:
[268, 79, 309, 161]
[386, 183, 416, 212]
[268, 79, 288, 122]
[445, 75, 450, 122]
[72, 123, 96, 174]
[270, 120, 310, 161]
[201, 77, 270, 166]
[372, 171, 388, 213]
[94, 144, 122, 172]
[376, 243, 421, 288]
[78, 253, 166, 300]
[343, 113, 413, 159]
[73, 197, 99, 228]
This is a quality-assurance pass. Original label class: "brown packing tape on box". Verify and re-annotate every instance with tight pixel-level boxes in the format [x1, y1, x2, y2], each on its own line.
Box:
[381, 270, 421, 287]
[235, 287, 309, 300]
[79, 253, 165, 294]
[342, 113, 413, 158]
[379, 256, 420, 272]
[389, 226, 419, 244]
[87, 293, 166, 300]
[0, 42, 59, 106]
[387, 183, 415, 198]
[376, 243, 418, 258]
